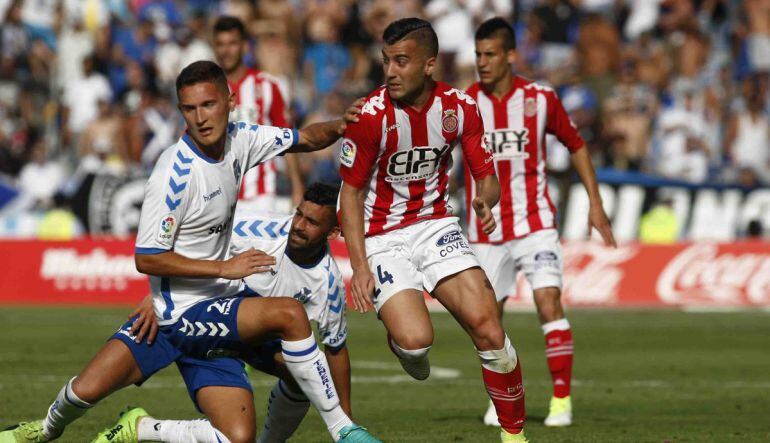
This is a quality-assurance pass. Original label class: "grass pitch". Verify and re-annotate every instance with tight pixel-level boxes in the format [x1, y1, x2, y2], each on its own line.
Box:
[1, 308, 769, 442]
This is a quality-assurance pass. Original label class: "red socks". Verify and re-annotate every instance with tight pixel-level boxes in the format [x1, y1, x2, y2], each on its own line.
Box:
[478, 336, 526, 434]
[543, 319, 573, 398]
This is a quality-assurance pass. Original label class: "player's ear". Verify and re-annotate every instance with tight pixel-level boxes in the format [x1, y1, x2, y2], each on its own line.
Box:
[327, 226, 341, 241]
[424, 55, 437, 77]
[507, 49, 517, 65]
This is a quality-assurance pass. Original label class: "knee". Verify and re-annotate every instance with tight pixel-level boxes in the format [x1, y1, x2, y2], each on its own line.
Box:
[280, 299, 311, 333]
[222, 423, 255, 443]
[465, 312, 504, 349]
[391, 330, 433, 351]
[535, 287, 563, 322]
[70, 377, 103, 404]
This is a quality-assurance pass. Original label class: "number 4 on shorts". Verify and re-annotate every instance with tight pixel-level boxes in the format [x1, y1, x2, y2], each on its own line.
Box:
[373, 265, 393, 298]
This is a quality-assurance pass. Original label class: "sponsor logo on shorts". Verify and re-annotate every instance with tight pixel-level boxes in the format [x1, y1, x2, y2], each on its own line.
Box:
[207, 298, 236, 315]
[436, 230, 471, 257]
[436, 230, 463, 246]
[340, 138, 357, 167]
[534, 250, 559, 270]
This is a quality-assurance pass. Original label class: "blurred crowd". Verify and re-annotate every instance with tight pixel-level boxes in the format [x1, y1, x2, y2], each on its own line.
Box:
[0, 0, 768, 218]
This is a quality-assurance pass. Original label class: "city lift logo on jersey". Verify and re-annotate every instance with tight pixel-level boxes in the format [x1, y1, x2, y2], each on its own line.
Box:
[442, 109, 458, 133]
[487, 129, 530, 159]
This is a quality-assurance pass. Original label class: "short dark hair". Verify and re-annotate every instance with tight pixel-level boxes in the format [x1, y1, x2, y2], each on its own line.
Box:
[213, 15, 246, 38]
[475, 17, 516, 50]
[383, 18, 439, 57]
[303, 182, 340, 207]
[176, 60, 229, 95]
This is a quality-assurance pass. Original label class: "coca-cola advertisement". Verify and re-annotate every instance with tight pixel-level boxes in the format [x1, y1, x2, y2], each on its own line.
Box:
[0, 239, 767, 307]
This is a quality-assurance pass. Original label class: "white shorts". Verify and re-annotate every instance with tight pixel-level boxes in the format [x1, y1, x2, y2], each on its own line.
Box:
[365, 217, 480, 312]
[471, 228, 563, 302]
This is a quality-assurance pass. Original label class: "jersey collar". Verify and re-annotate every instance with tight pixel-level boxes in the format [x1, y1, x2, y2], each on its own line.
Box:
[182, 133, 224, 164]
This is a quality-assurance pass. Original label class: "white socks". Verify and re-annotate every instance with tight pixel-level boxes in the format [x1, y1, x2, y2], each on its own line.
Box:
[43, 377, 92, 439]
[281, 335, 352, 442]
[388, 337, 431, 362]
[137, 417, 230, 443]
[256, 380, 310, 443]
[477, 335, 518, 373]
[542, 318, 571, 335]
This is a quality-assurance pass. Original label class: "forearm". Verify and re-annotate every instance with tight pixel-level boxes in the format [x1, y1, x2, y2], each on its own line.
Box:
[291, 120, 345, 153]
[570, 145, 602, 205]
[135, 251, 222, 278]
[340, 183, 369, 271]
[474, 174, 501, 208]
[325, 346, 352, 416]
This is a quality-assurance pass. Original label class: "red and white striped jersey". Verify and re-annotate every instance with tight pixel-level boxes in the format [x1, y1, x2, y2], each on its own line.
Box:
[339, 82, 495, 237]
[464, 76, 584, 243]
[228, 68, 290, 201]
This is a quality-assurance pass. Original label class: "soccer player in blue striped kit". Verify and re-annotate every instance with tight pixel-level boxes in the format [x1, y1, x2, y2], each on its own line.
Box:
[0, 61, 378, 443]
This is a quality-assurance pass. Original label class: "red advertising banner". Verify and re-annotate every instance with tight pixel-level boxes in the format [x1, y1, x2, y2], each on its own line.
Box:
[1, 239, 768, 307]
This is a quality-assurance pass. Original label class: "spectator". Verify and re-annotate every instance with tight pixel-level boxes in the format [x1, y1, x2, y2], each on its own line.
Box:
[724, 79, 770, 186]
[17, 141, 65, 210]
[61, 55, 112, 154]
[655, 89, 710, 183]
[303, 15, 350, 109]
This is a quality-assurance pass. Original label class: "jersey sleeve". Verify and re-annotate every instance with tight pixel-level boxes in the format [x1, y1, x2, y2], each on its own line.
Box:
[230, 122, 300, 171]
[338, 116, 381, 189]
[135, 151, 192, 254]
[546, 91, 585, 153]
[461, 102, 495, 180]
[318, 266, 348, 350]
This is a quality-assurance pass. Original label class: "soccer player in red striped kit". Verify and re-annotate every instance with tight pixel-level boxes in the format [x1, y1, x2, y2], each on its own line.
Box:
[338, 18, 528, 442]
[466, 17, 617, 428]
[213, 16, 305, 209]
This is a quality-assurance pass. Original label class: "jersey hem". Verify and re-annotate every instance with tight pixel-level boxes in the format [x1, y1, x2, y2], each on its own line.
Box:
[365, 213, 452, 238]
[468, 226, 558, 244]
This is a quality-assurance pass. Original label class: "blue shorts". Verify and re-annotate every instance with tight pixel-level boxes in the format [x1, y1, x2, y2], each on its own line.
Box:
[110, 296, 252, 411]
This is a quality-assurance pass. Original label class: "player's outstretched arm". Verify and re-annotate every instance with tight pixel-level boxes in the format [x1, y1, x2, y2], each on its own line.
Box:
[570, 145, 617, 247]
[339, 182, 375, 313]
[289, 98, 364, 153]
[472, 174, 501, 235]
[325, 345, 352, 417]
[135, 248, 276, 279]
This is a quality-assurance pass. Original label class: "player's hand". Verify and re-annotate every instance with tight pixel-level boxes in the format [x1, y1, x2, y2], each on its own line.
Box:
[350, 266, 375, 313]
[588, 203, 617, 247]
[128, 295, 158, 345]
[220, 248, 276, 279]
[472, 197, 496, 235]
[337, 98, 366, 135]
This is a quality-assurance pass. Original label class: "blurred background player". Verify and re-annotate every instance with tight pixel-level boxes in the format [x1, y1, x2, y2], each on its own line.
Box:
[338, 18, 528, 443]
[213, 15, 304, 211]
[465, 17, 616, 428]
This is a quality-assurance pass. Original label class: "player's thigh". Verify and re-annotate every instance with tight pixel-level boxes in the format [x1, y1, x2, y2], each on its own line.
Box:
[236, 296, 311, 343]
[197, 386, 256, 443]
[74, 318, 178, 402]
[432, 267, 504, 349]
[365, 241, 423, 314]
[379, 288, 434, 349]
[471, 242, 517, 302]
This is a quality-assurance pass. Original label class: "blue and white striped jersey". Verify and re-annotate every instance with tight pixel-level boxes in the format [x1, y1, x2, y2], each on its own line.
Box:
[135, 122, 298, 326]
[230, 212, 347, 349]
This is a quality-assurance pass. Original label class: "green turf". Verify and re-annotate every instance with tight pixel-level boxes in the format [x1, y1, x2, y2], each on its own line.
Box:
[1, 308, 769, 442]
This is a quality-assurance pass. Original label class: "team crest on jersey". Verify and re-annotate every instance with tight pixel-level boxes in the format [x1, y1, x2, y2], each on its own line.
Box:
[524, 97, 538, 117]
[340, 138, 357, 167]
[158, 214, 176, 241]
[442, 109, 458, 133]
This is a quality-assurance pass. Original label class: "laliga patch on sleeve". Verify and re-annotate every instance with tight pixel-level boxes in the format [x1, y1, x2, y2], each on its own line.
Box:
[339, 138, 357, 168]
[157, 213, 177, 243]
